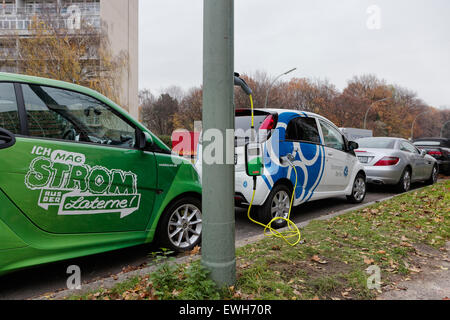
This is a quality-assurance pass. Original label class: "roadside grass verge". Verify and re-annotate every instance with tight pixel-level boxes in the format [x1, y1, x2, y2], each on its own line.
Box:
[70, 181, 449, 300]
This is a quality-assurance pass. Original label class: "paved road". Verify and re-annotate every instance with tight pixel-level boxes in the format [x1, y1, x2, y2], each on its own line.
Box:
[0, 184, 423, 300]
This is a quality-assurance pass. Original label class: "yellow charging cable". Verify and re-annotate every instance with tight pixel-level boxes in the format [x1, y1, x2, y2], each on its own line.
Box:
[246, 95, 302, 247]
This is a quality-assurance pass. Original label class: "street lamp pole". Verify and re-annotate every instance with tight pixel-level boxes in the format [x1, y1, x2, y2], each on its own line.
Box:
[363, 97, 390, 130]
[201, 0, 236, 286]
[441, 120, 450, 138]
[264, 68, 297, 108]
[411, 111, 430, 141]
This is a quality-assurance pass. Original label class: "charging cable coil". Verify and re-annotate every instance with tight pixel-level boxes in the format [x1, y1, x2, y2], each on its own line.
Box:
[246, 94, 302, 247]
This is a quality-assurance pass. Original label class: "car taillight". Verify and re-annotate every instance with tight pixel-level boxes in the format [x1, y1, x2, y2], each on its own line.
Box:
[355, 150, 367, 153]
[428, 151, 442, 156]
[374, 157, 400, 166]
[260, 115, 275, 130]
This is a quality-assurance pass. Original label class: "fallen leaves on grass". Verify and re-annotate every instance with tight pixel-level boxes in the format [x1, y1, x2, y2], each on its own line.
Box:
[311, 255, 328, 265]
[189, 245, 201, 255]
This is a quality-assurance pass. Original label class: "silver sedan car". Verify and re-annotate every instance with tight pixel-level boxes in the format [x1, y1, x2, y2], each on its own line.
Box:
[355, 137, 438, 193]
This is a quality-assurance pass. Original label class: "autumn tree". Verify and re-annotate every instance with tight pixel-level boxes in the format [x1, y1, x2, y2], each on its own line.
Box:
[139, 71, 447, 140]
[141, 93, 179, 136]
[172, 88, 203, 131]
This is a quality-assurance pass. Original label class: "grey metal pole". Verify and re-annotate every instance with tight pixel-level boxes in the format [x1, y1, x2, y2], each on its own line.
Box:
[411, 111, 430, 140]
[441, 120, 450, 138]
[363, 97, 390, 130]
[201, 0, 236, 286]
[264, 68, 297, 108]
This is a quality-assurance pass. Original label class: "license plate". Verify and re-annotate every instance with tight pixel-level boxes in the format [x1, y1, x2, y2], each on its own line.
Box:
[358, 156, 369, 164]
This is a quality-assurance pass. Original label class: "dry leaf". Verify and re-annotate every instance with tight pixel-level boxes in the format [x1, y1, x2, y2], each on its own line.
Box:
[189, 245, 201, 255]
[311, 255, 328, 264]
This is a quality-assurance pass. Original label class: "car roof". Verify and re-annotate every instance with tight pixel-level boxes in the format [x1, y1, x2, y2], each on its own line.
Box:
[0, 72, 137, 124]
[0, 72, 170, 151]
[258, 108, 334, 124]
[0, 72, 102, 98]
[414, 137, 449, 141]
[358, 137, 400, 140]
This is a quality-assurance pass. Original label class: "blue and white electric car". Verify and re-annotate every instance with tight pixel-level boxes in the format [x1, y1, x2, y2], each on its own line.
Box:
[196, 109, 367, 227]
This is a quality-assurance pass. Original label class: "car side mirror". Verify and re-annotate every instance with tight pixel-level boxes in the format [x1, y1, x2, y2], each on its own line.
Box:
[348, 141, 359, 152]
[420, 150, 427, 157]
[137, 130, 153, 150]
[245, 143, 263, 177]
[0, 127, 16, 150]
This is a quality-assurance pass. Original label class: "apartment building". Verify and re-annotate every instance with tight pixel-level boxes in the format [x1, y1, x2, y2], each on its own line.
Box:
[0, 0, 139, 118]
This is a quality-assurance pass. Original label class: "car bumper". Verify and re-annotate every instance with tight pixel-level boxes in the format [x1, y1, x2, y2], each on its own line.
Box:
[363, 166, 403, 185]
[435, 160, 450, 172]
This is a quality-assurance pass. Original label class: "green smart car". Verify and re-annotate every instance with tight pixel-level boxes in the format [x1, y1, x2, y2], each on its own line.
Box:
[0, 73, 202, 276]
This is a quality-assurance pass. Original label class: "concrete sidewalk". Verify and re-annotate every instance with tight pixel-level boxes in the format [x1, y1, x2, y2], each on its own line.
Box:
[379, 242, 450, 300]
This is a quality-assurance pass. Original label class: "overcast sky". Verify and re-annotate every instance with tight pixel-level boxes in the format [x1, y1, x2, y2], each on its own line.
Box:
[139, 0, 450, 108]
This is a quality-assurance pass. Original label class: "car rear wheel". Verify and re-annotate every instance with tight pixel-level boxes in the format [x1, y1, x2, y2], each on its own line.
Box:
[426, 165, 438, 185]
[396, 168, 411, 193]
[258, 184, 292, 229]
[347, 173, 367, 204]
[156, 196, 202, 253]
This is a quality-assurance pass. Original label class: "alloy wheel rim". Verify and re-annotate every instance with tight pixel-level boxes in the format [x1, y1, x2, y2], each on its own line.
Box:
[403, 171, 411, 191]
[432, 167, 438, 183]
[353, 177, 366, 201]
[271, 190, 290, 220]
[168, 204, 202, 249]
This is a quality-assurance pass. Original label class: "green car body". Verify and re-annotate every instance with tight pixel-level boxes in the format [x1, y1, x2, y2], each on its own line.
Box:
[0, 73, 202, 276]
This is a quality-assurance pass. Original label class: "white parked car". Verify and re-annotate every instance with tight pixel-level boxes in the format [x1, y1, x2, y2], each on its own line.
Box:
[196, 109, 367, 228]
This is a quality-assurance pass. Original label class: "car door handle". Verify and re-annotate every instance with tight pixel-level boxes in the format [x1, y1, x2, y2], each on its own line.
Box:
[327, 152, 334, 157]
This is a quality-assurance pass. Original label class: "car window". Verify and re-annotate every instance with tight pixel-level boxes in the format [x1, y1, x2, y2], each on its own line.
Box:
[0, 83, 21, 134]
[319, 120, 345, 151]
[401, 142, 419, 154]
[285, 117, 321, 144]
[235, 115, 270, 146]
[22, 84, 136, 148]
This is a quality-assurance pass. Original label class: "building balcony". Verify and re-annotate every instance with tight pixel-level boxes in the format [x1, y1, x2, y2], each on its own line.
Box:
[0, 3, 100, 31]
[0, 3, 100, 16]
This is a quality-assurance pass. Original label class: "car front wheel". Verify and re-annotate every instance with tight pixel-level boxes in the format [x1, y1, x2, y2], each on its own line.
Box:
[426, 165, 438, 186]
[396, 168, 412, 193]
[156, 196, 202, 253]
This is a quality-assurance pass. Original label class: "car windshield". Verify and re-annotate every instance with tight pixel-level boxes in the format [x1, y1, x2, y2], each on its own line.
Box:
[356, 138, 396, 149]
[414, 141, 441, 146]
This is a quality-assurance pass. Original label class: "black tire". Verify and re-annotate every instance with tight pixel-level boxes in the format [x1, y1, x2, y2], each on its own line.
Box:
[445, 164, 450, 177]
[425, 165, 438, 186]
[156, 196, 202, 253]
[347, 173, 367, 204]
[258, 184, 292, 229]
[396, 168, 412, 193]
